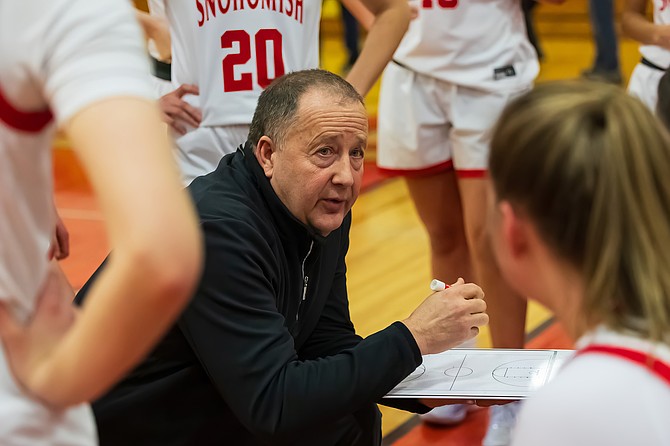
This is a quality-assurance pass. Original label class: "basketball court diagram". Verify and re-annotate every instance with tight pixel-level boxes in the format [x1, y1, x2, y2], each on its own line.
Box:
[386, 348, 574, 399]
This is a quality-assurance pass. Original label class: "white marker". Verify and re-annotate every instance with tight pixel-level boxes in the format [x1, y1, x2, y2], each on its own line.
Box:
[429, 279, 449, 292]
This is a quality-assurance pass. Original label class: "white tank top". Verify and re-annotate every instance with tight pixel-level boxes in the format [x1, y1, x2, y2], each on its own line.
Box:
[393, 0, 538, 92]
[166, 0, 322, 127]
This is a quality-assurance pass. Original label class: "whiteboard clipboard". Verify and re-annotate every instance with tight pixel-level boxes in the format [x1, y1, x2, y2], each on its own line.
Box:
[386, 348, 575, 400]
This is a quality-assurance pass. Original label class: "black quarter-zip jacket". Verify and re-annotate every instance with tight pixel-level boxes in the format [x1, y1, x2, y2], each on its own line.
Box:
[79, 143, 427, 446]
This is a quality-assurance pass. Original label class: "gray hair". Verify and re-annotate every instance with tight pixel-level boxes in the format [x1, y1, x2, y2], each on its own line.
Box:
[247, 69, 364, 148]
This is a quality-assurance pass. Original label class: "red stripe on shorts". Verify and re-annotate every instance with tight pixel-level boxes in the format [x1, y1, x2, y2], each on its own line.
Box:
[455, 169, 488, 179]
[377, 159, 454, 178]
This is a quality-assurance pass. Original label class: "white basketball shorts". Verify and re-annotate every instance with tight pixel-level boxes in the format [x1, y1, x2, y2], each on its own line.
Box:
[377, 62, 530, 178]
[628, 62, 666, 112]
[174, 124, 250, 186]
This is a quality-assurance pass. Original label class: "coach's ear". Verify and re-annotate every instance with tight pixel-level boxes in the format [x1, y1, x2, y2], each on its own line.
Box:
[255, 136, 277, 179]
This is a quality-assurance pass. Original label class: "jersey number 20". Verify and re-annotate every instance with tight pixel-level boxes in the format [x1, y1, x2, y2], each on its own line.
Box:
[221, 29, 285, 92]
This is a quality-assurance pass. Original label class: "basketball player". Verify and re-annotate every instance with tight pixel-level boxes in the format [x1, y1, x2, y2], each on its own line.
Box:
[623, 0, 670, 111]
[0, 0, 202, 443]
[491, 81, 670, 446]
[159, 0, 410, 185]
[370, 1, 544, 444]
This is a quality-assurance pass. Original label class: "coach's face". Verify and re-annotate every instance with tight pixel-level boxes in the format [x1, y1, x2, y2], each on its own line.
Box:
[256, 88, 367, 236]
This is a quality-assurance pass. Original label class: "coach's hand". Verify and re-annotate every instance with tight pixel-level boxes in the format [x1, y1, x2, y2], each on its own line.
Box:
[402, 278, 487, 355]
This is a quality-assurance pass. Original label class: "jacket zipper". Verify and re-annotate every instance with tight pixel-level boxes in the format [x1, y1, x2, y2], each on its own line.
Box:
[296, 240, 314, 321]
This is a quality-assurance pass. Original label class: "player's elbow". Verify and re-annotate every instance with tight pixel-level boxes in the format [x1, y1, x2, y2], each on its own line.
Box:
[386, 0, 410, 33]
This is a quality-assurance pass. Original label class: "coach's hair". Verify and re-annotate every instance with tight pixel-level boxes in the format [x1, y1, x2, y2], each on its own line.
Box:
[489, 80, 670, 343]
[248, 69, 364, 148]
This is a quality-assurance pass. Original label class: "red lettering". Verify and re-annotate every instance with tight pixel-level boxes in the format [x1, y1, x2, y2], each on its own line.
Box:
[255, 29, 284, 88]
[196, 0, 205, 27]
[220, 29, 285, 92]
[198, 0, 301, 25]
[295, 0, 302, 24]
[422, 0, 458, 8]
[221, 30, 253, 92]
[205, 0, 217, 20]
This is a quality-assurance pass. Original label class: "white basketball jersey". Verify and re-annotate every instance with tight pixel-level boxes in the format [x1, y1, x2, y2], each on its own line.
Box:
[393, 0, 538, 92]
[0, 0, 153, 322]
[166, 1, 322, 127]
[639, 0, 670, 69]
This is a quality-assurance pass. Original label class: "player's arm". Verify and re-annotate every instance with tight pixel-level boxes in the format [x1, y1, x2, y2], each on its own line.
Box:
[43, 97, 201, 407]
[341, 0, 376, 30]
[0, 0, 203, 409]
[135, 9, 172, 61]
[0, 97, 203, 409]
[340, 0, 410, 95]
[623, 0, 670, 49]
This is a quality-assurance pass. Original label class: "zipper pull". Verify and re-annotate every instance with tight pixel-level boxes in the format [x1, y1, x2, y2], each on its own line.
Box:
[302, 276, 309, 301]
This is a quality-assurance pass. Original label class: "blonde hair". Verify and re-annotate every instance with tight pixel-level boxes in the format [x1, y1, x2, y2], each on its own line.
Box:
[489, 80, 670, 343]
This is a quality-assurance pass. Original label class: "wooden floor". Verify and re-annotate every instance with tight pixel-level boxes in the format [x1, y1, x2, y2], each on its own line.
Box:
[53, 1, 643, 441]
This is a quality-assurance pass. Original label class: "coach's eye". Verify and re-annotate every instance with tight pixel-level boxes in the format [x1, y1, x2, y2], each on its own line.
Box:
[351, 147, 365, 159]
[317, 147, 334, 156]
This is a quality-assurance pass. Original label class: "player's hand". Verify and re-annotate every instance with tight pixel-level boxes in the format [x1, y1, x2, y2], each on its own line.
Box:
[408, 0, 419, 19]
[654, 25, 670, 50]
[159, 84, 202, 135]
[48, 213, 70, 261]
[0, 262, 78, 408]
[402, 278, 488, 355]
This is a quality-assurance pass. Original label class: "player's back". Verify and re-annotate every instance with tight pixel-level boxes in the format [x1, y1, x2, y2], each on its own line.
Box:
[393, 0, 538, 92]
[0, 0, 63, 321]
[167, 1, 322, 128]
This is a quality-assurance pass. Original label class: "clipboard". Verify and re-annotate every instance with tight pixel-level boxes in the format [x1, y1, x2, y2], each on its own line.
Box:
[386, 348, 575, 400]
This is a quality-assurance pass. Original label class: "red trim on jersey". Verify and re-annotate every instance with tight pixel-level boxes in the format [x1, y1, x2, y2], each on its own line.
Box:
[377, 159, 454, 178]
[577, 345, 670, 385]
[0, 84, 53, 132]
[455, 169, 488, 179]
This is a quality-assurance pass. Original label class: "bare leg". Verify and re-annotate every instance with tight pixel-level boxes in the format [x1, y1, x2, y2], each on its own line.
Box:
[405, 170, 472, 284]
[408, 170, 475, 424]
[458, 178, 527, 348]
